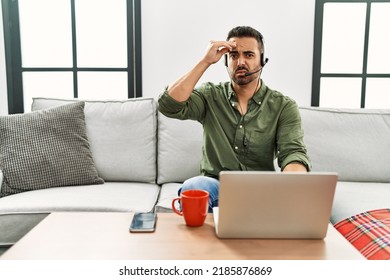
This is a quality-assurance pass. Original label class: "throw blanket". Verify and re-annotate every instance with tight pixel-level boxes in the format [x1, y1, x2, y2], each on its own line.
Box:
[334, 208, 390, 260]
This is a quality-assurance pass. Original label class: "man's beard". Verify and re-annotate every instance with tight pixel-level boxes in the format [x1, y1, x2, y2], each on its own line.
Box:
[232, 66, 256, 85]
[232, 74, 257, 85]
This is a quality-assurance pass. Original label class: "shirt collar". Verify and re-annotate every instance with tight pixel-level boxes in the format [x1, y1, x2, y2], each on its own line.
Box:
[228, 79, 267, 106]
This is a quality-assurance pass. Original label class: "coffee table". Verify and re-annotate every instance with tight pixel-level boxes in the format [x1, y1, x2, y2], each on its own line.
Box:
[0, 212, 364, 260]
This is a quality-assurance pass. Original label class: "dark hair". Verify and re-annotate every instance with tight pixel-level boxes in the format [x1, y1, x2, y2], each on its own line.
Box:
[227, 26, 264, 52]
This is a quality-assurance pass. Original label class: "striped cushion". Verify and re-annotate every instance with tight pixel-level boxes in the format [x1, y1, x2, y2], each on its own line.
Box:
[334, 208, 390, 260]
[0, 102, 104, 198]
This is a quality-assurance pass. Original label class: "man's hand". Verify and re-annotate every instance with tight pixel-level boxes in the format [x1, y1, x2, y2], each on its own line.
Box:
[202, 41, 237, 65]
[167, 40, 237, 103]
[283, 162, 308, 172]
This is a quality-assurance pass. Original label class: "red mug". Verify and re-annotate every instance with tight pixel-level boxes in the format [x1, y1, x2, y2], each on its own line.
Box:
[172, 190, 209, 227]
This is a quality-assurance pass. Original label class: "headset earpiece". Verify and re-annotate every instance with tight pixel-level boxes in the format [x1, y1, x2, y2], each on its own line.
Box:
[260, 53, 265, 67]
[260, 34, 269, 67]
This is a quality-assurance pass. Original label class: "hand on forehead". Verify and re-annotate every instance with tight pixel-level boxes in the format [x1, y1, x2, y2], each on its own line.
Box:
[228, 37, 259, 53]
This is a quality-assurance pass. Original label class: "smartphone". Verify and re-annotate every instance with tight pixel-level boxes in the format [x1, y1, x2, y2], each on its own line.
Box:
[129, 212, 157, 233]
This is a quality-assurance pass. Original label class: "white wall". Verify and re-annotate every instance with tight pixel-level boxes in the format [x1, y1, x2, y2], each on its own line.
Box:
[141, 0, 315, 106]
[0, 4, 8, 115]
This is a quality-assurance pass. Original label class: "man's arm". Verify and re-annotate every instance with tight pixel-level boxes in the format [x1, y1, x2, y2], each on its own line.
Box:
[277, 101, 311, 172]
[167, 41, 236, 102]
[283, 162, 308, 172]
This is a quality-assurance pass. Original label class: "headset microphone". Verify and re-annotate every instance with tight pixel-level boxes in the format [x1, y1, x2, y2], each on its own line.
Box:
[244, 58, 269, 76]
[244, 68, 262, 76]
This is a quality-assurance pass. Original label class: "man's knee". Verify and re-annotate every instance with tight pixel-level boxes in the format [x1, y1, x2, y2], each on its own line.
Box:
[179, 176, 218, 194]
[181, 176, 201, 189]
[180, 176, 205, 194]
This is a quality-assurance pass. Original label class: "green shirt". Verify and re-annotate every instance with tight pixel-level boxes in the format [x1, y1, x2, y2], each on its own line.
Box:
[158, 80, 311, 178]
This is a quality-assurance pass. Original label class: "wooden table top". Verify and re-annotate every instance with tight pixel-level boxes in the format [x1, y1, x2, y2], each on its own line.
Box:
[0, 212, 364, 260]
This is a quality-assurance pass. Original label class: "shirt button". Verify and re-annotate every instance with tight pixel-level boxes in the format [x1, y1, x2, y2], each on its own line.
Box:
[239, 125, 243, 128]
[258, 101, 262, 105]
[234, 146, 238, 150]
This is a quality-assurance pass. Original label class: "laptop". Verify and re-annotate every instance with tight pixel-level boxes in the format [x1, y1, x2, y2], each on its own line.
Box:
[213, 171, 338, 239]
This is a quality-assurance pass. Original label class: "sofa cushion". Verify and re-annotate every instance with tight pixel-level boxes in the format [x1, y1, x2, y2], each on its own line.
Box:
[155, 182, 181, 212]
[330, 181, 390, 224]
[300, 107, 390, 182]
[0, 102, 104, 198]
[0, 182, 160, 213]
[32, 98, 157, 183]
[157, 112, 203, 184]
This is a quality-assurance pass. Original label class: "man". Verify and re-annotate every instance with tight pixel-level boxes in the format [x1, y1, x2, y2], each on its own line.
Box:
[158, 26, 311, 210]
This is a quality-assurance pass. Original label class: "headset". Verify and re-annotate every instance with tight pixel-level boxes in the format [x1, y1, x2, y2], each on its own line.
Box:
[224, 34, 269, 72]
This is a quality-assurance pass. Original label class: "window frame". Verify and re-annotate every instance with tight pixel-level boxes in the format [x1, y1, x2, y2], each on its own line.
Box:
[312, 0, 390, 108]
[1, 0, 142, 114]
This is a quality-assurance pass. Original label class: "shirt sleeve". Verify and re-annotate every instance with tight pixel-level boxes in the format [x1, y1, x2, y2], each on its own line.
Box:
[276, 100, 312, 171]
[157, 86, 207, 122]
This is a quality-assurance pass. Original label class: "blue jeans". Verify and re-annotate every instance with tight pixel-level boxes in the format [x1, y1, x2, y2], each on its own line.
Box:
[178, 176, 220, 212]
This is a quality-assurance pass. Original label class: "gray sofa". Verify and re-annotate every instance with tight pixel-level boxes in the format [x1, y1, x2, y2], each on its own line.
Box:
[299, 107, 390, 223]
[1, 97, 389, 256]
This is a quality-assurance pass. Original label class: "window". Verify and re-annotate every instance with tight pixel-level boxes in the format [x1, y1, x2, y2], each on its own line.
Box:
[312, 0, 390, 108]
[2, 0, 142, 113]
